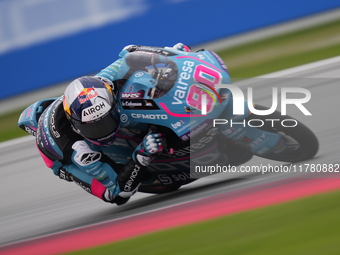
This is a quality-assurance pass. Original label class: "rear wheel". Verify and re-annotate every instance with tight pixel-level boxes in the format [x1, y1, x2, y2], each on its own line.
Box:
[246, 105, 319, 162]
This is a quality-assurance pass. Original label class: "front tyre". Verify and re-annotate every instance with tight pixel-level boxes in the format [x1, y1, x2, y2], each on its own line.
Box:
[138, 183, 182, 194]
[247, 105, 319, 162]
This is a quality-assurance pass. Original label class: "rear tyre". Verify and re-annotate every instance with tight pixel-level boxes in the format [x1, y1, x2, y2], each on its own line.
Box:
[247, 105, 319, 162]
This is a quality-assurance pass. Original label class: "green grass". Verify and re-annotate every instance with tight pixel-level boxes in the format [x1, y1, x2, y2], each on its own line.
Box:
[217, 19, 340, 78]
[1, 18, 340, 142]
[0, 107, 29, 142]
[68, 189, 340, 255]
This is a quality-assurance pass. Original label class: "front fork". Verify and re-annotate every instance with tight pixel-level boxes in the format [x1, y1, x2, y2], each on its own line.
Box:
[216, 98, 286, 156]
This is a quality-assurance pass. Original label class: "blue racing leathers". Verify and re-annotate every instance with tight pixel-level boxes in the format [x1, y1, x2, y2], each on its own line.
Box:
[29, 96, 163, 205]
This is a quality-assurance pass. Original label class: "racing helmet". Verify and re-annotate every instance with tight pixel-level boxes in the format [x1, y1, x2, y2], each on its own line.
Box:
[63, 76, 120, 147]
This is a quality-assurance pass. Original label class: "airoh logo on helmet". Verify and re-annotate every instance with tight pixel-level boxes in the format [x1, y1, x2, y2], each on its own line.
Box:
[82, 101, 111, 121]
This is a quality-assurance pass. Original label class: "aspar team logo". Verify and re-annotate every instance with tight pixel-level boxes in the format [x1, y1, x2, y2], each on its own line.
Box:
[78, 87, 99, 104]
[198, 83, 222, 107]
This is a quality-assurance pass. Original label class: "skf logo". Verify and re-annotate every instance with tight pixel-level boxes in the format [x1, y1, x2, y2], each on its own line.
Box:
[78, 87, 98, 104]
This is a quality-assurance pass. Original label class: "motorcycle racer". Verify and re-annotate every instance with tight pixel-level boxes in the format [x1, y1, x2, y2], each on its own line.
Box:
[18, 43, 190, 205]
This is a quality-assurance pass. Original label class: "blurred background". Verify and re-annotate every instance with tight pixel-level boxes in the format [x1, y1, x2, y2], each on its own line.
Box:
[0, 0, 340, 141]
[1, 0, 340, 142]
[0, 0, 339, 96]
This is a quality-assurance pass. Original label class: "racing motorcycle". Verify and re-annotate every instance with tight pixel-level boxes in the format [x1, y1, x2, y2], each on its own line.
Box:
[112, 47, 319, 194]
[19, 47, 319, 195]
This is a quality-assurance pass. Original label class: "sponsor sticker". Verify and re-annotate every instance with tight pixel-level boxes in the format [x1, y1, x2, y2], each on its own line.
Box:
[121, 92, 141, 99]
[82, 101, 111, 122]
[78, 87, 99, 104]
[121, 99, 160, 110]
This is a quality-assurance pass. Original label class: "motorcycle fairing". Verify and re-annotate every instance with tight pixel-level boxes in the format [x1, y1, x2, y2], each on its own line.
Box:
[118, 50, 232, 140]
[18, 98, 57, 136]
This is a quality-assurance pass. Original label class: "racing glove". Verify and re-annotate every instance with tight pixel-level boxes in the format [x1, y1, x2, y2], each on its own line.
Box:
[172, 43, 191, 52]
[133, 133, 164, 166]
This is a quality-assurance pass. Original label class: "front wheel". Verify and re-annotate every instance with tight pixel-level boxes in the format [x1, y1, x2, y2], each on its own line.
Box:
[247, 105, 319, 162]
[138, 183, 182, 194]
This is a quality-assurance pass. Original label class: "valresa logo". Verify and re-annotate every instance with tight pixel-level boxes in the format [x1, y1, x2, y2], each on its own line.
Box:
[171, 119, 185, 129]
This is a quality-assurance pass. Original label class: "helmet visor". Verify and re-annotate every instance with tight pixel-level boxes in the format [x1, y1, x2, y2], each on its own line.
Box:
[72, 110, 120, 140]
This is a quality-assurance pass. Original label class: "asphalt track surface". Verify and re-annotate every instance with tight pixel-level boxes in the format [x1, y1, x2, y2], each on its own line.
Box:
[1, 56, 340, 250]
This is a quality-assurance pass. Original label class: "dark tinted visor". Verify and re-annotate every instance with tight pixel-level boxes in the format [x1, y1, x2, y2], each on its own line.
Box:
[72, 111, 119, 139]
